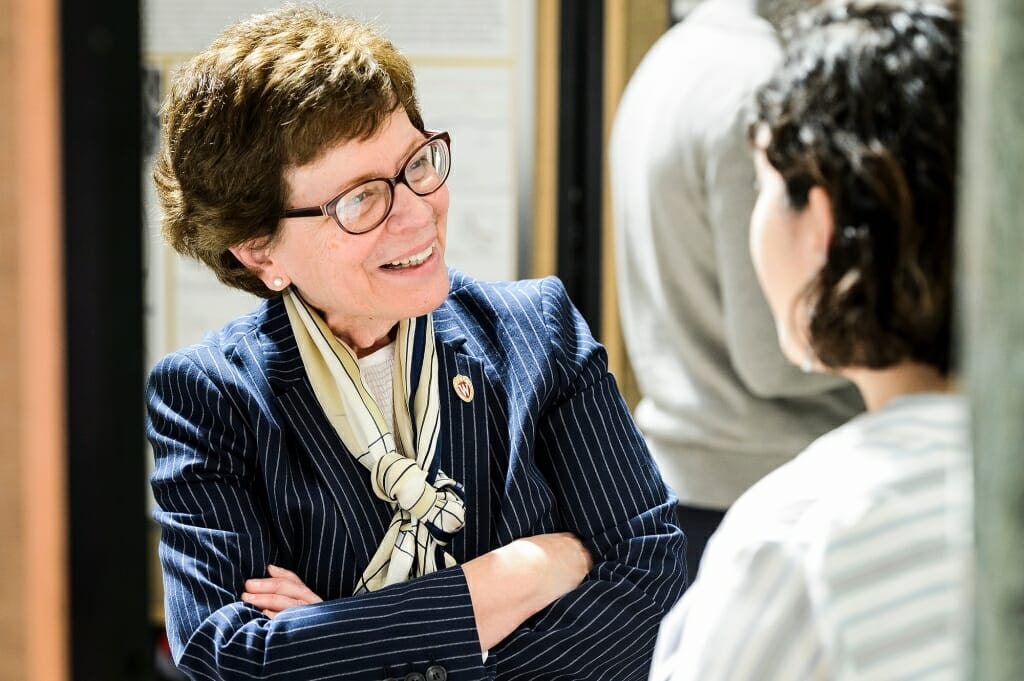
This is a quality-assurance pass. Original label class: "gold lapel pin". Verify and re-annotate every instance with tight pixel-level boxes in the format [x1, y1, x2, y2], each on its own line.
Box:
[452, 374, 474, 403]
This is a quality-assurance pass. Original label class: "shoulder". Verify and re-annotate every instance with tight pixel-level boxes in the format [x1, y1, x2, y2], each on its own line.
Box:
[668, 395, 971, 680]
[441, 270, 581, 339]
[692, 425, 863, 591]
[446, 269, 569, 311]
[148, 300, 275, 383]
[631, 2, 781, 100]
[714, 392, 970, 580]
[849, 393, 969, 444]
[440, 270, 602, 383]
[794, 394, 970, 510]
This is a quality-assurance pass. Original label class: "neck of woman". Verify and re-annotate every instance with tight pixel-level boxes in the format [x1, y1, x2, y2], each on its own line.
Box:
[330, 320, 398, 358]
[842, 361, 954, 411]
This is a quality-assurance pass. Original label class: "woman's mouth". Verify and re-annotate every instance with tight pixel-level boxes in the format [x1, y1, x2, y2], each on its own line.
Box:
[383, 244, 434, 269]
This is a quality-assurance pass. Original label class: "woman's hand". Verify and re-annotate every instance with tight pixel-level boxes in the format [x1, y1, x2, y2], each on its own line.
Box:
[240, 532, 593, 642]
[241, 564, 323, 618]
[462, 531, 594, 651]
[501, 532, 594, 602]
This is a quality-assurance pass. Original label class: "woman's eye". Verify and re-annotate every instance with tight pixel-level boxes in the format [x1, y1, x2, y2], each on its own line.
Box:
[407, 154, 431, 177]
[340, 185, 381, 216]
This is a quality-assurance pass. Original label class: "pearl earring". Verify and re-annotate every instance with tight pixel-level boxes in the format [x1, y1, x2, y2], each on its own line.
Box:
[799, 353, 815, 373]
[272, 277, 285, 290]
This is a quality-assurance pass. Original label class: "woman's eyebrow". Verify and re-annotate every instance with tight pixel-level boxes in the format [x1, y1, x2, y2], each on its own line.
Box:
[396, 135, 427, 165]
[338, 135, 428, 189]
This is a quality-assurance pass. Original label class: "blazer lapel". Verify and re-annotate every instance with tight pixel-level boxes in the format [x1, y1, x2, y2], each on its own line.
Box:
[435, 331, 492, 564]
[260, 296, 492, 574]
[260, 299, 387, 578]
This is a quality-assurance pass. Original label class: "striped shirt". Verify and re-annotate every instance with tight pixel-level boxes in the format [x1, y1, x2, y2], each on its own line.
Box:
[650, 393, 972, 681]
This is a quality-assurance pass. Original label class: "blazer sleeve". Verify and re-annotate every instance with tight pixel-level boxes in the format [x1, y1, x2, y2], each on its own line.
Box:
[490, 277, 688, 680]
[147, 349, 486, 681]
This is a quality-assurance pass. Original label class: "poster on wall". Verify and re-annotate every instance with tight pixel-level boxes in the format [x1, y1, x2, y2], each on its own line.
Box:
[142, 0, 535, 364]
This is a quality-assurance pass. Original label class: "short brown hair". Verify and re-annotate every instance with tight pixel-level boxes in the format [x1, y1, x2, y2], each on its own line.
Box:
[751, 0, 960, 373]
[154, 5, 424, 297]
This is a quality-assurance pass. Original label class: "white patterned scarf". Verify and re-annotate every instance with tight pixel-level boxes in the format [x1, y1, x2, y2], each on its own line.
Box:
[282, 289, 466, 592]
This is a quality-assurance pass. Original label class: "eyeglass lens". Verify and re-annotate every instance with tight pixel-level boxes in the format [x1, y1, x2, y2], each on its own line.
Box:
[334, 138, 450, 234]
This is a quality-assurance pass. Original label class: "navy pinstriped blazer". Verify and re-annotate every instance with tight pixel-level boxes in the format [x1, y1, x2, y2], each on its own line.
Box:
[147, 271, 687, 681]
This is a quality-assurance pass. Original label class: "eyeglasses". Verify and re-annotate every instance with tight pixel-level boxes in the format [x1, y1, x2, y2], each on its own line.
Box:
[282, 131, 452, 235]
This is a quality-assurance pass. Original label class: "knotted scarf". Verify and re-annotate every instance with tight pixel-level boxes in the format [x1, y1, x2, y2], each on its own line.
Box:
[283, 289, 466, 592]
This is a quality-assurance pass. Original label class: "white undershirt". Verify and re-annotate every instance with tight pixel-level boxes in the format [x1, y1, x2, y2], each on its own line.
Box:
[356, 342, 397, 443]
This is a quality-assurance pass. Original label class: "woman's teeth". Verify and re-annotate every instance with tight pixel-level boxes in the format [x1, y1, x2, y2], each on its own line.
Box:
[386, 244, 433, 269]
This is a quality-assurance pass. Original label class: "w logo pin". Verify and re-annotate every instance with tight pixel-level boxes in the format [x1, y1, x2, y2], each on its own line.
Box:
[452, 375, 474, 403]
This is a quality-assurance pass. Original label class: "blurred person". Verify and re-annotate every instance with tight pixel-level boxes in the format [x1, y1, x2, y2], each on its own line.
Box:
[610, 0, 864, 575]
[649, 1, 969, 679]
[146, 6, 686, 680]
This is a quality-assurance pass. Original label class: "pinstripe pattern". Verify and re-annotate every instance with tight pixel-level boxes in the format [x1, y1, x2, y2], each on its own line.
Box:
[148, 271, 687, 680]
[649, 394, 971, 681]
[283, 290, 465, 592]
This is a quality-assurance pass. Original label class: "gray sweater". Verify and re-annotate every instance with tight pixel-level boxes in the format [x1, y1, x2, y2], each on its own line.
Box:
[611, 0, 863, 509]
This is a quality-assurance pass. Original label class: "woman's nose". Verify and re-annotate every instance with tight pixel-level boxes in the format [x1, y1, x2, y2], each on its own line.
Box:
[384, 182, 434, 232]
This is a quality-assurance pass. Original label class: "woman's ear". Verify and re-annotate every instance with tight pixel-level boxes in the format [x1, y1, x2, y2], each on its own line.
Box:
[228, 238, 286, 290]
[804, 186, 835, 263]
[228, 237, 272, 271]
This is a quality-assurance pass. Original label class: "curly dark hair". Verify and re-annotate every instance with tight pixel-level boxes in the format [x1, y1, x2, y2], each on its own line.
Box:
[153, 5, 424, 297]
[750, 0, 961, 373]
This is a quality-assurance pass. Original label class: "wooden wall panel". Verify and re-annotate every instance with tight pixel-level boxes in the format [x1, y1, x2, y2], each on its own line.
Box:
[0, 0, 68, 679]
[532, 0, 560, 278]
[602, 0, 667, 407]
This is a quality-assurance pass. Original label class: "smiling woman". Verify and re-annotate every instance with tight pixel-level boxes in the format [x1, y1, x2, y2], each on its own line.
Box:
[230, 111, 452, 354]
[146, 5, 686, 681]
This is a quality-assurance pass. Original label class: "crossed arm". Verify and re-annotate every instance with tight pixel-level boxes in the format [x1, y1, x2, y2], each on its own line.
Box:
[244, 533, 594, 651]
[148, 280, 686, 680]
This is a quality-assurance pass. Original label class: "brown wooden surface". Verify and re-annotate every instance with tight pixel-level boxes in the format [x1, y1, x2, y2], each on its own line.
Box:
[0, 0, 68, 679]
[531, 0, 560, 279]
[602, 0, 667, 408]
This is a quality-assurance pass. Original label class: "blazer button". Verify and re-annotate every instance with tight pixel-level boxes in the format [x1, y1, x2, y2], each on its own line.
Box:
[425, 665, 448, 681]
[404, 673, 426, 681]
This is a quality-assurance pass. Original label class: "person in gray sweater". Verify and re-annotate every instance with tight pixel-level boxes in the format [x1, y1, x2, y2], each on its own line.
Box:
[610, 0, 863, 575]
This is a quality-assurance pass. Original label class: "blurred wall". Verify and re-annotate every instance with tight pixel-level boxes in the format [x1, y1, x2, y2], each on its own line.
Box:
[0, 0, 68, 679]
